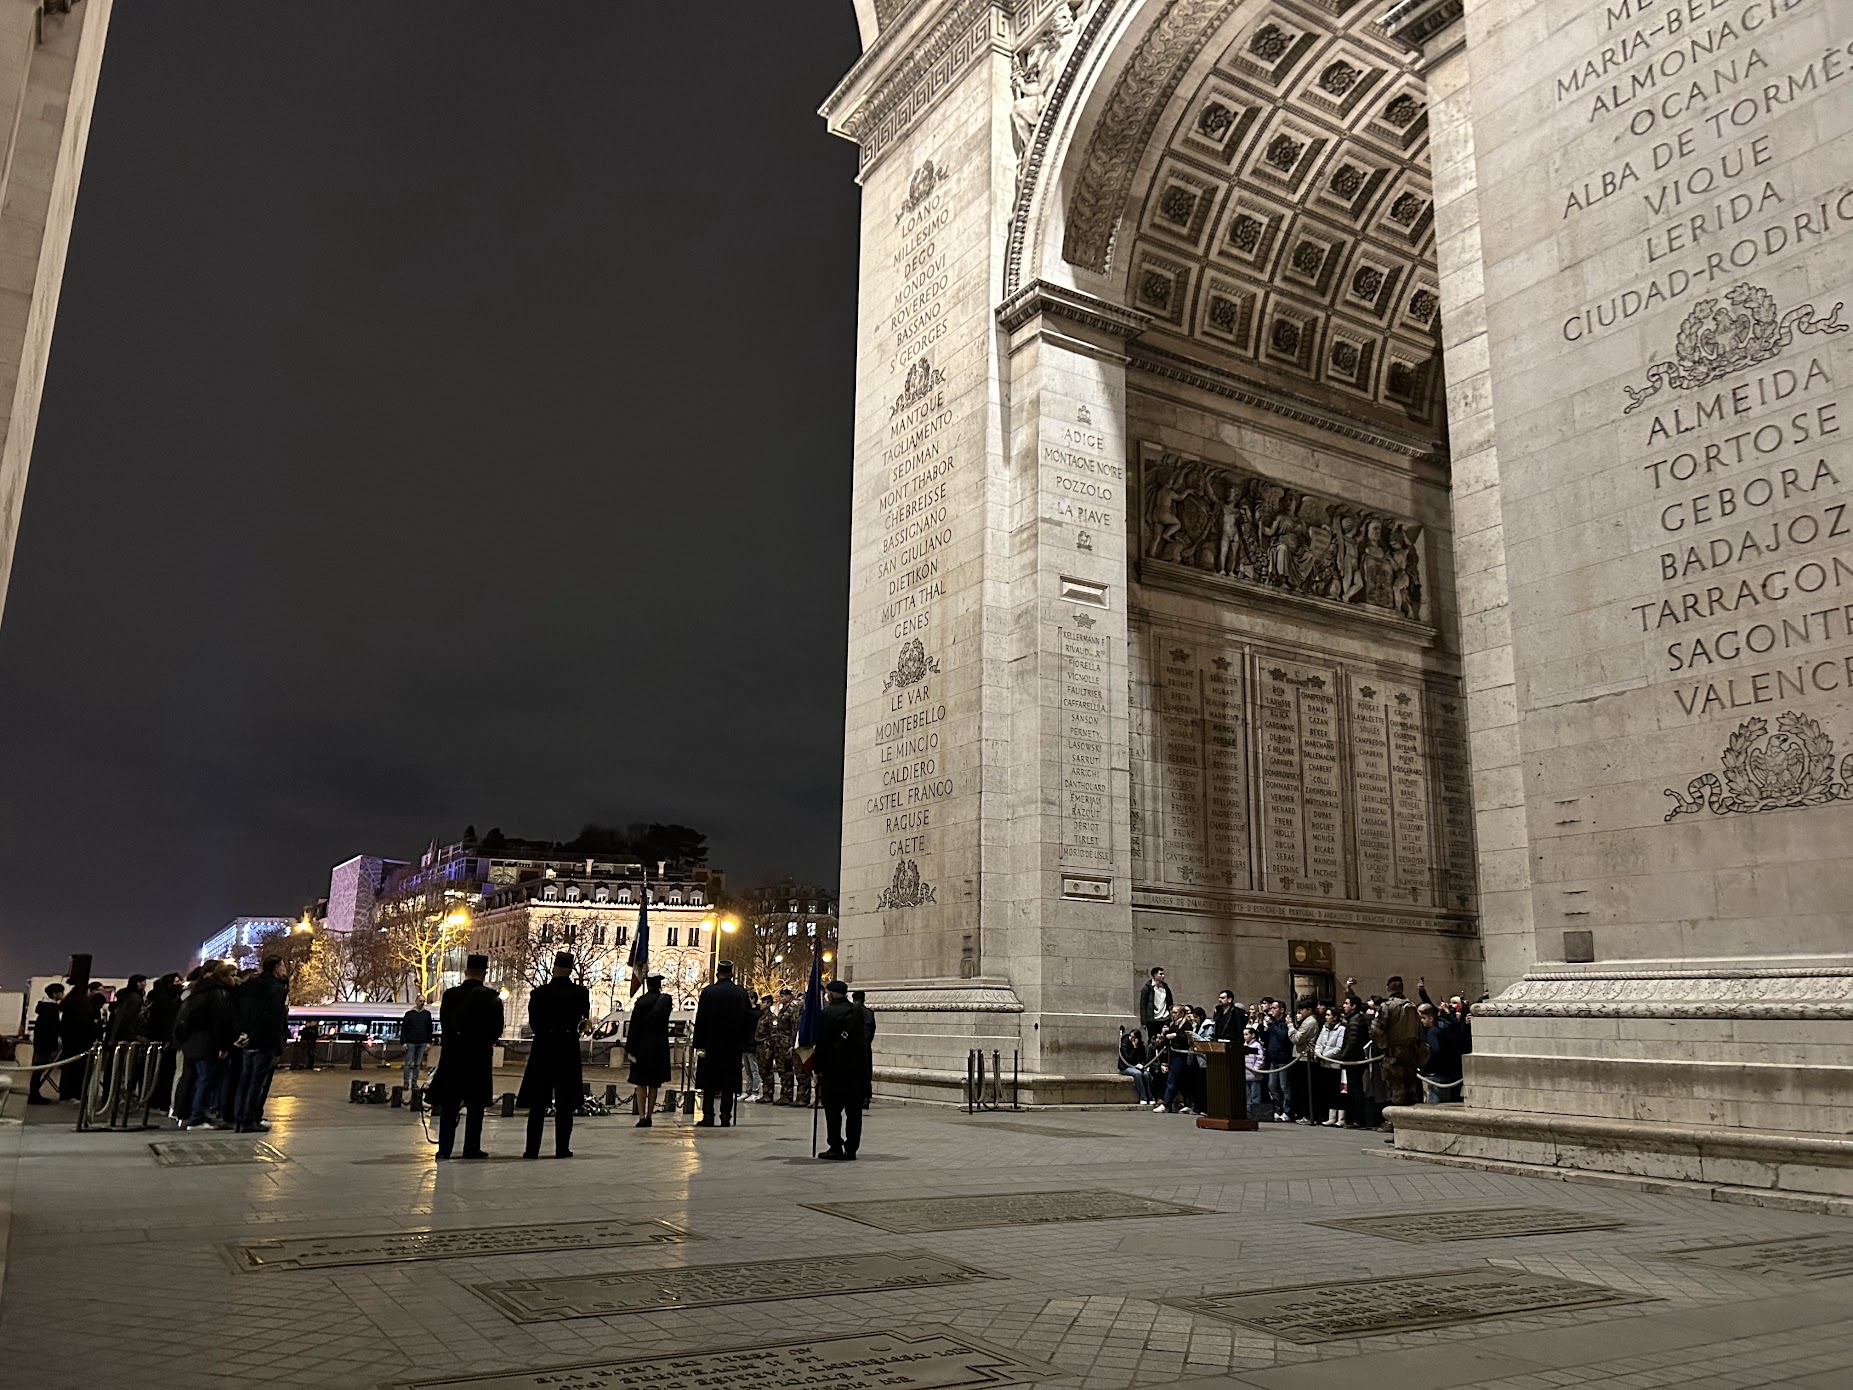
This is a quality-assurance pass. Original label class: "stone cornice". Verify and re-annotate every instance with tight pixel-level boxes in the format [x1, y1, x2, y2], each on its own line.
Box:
[1130, 341, 1448, 460]
[1378, 0, 1466, 58]
[1477, 964, 1853, 1020]
[821, 0, 1007, 179]
[997, 279, 1155, 338]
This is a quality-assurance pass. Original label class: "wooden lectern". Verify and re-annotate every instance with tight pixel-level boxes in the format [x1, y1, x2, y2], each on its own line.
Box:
[1193, 1039, 1258, 1131]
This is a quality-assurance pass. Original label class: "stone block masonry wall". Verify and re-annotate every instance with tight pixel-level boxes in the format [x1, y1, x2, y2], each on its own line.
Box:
[1461, 0, 1853, 969]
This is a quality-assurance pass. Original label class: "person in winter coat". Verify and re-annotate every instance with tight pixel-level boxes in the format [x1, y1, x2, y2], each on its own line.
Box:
[27, 983, 63, 1103]
[400, 998, 435, 1091]
[1419, 1002, 1464, 1104]
[105, 976, 147, 1047]
[691, 960, 755, 1128]
[1286, 999, 1320, 1124]
[1260, 999, 1293, 1121]
[233, 956, 290, 1131]
[177, 961, 239, 1129]
[139, 974, 184, 1113]
[426, 954, 505, 1160]
[1118, 1028, 1154, 1106]
[518, 953, 591, 1159]
[1313, 1008, 1347, 1125]
[625, 975, 672, 1127]
[1334, 995, 1373, 1128]
[812, 979, 873, 1160]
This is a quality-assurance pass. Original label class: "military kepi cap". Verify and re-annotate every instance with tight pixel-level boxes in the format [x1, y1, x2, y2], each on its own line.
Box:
[826, 978, 849, 995]
[553, 952, 576, 971]
[465, 953, 490, 973]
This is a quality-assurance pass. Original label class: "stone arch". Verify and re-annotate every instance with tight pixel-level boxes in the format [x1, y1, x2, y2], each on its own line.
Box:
[1009, 0, 1444, 428]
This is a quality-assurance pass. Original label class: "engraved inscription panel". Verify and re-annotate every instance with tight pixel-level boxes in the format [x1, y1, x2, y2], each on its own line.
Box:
[149, 1139, 288, 1167]
[1660, 1233, 1853, 1281]
[231, 1217, 690, 1272]
[474, 1251, 997, 1323]
[805, 1189, 1209, 1234]
[390, 1327, 1060, 1390]
[1060, 626, 1112, 872]
[1258, 656, 1344, 896]
[1177, 1267, 1652, 1343]
[1129, 624, 1475, 914]
[1314, 1207, 1628, 1243]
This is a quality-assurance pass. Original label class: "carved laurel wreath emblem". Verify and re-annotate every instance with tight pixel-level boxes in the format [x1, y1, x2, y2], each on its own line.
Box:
[883, 637, 941, 692]
[1663, 711, 1853, 821]
[1621, 283, 1847, 414]
[876, 858, 937, 910]
[890, 356, 947, 418]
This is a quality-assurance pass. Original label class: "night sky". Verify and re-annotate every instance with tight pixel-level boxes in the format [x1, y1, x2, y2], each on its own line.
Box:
[0, 6, 864, 980]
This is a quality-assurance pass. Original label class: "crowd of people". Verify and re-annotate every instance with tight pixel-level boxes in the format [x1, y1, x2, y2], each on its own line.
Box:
[25, 956, 292, 1131]
[1119, 965, 1476, 1128]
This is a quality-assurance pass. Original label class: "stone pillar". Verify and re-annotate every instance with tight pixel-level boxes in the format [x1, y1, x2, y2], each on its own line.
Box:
[0, 0, 113, 624]
[824, 3, 1136, 1101]
[1388, 0, 1853, 1200]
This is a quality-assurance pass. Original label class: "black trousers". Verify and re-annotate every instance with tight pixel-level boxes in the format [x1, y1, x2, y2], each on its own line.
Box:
[437, 1102, 485, 1157]
[525, 1079, 577, 1156]
[822, 1097, 863, 1156]
[700, 1090, 737, 1126]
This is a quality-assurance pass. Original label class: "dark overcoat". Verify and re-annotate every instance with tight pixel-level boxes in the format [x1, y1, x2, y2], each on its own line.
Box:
[517, 978, 591, 1108]
[691, 979, 754, 1094]
[625, 991, 672, 1086]
[812, 998, 874, 1107]
[425, 979, 505, 1109]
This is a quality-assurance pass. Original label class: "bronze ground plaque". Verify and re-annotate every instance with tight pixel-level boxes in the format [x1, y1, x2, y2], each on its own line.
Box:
[1313, 1206, 1627, 1243]
[1175, 1266, 1653, 1343]
[149, 1139, 288, 1167]
[232, 1217, 689, 1272]
[473, 1250, 998, 1322]
[1659, 1233, 1853, 1280]
[805, 1188, 1208, 1234]
[387, 1325, 1059, 1389]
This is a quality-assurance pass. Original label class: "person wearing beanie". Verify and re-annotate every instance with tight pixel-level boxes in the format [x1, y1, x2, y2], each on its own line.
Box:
[426, 953, 504, 1160]
[518, 952, 591, 1158]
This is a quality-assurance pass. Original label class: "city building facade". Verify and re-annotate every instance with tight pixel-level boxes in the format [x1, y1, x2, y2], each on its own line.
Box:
[196, 916, 293, 966]
[470, 869, 721, 1025]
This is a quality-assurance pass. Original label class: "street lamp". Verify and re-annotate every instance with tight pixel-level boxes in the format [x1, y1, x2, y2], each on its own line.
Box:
[703, 914, 738, 985]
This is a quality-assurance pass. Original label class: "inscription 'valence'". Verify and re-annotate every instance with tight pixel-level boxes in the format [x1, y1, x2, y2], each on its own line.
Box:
[1663, 711, 1853, 821]
[1141, 445, 1423, 621]
[1622, 284, 1847, 414]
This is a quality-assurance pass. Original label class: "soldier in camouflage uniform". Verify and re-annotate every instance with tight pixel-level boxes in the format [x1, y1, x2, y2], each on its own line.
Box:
[752, 994, 777, 1103]
[771, 988, 798, 1104]
[790, 990, 813, 1108]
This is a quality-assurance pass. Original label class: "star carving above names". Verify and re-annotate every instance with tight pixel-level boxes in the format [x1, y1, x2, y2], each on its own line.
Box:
[1212, 656, 1231, 671]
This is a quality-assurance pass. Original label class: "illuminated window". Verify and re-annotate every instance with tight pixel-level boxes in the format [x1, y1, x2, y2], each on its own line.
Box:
[542, 884, 559, 902]
[666, 926, 680, 946]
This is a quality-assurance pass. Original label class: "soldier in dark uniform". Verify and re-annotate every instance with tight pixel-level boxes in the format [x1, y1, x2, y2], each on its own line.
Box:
[813, 979, 873, 1161]
[692, 960, 755, 1127]
[426, 954, 504, 1160]
[752, 995, 776, 1103]
[519, 952, 591, 1159]
[626, 974, 672, 1128]
[772, 988, 799, 1104]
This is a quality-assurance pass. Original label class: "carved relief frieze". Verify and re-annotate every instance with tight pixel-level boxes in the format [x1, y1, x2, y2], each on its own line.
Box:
[1478, 966, 1853, 1020]
[1138, 443, 1424, 621]
[833, 0, 1002, 177]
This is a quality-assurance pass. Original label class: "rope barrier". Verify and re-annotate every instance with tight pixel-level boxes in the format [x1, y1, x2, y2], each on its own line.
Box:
[1417, 1073, 1465, 1088]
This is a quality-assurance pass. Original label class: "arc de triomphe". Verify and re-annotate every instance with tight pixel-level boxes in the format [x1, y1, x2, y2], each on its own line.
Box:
[826, 0, 1851, 1198]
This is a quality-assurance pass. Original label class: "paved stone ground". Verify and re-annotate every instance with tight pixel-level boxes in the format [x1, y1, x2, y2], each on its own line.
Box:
[0, 1070, 1846, 1388]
